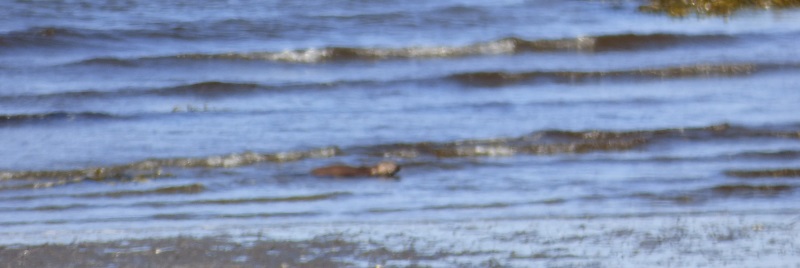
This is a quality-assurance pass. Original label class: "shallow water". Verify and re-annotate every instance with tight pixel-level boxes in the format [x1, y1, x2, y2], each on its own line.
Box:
[1, 0, 800, 257]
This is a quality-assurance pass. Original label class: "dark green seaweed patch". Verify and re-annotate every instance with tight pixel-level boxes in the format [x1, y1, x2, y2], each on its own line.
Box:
[639, 0, 800, 17]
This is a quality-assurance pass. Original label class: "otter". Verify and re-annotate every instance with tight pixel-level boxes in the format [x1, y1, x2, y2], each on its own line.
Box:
[311, 161, 400, 178]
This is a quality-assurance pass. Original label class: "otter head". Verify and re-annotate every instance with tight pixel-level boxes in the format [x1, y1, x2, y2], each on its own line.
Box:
[370, 161, 400, 177]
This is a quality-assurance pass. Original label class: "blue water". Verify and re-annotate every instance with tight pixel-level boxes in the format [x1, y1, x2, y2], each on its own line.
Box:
[1, 0, 800, 253]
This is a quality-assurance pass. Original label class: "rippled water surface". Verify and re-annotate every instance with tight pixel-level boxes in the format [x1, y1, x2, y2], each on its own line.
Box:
[1, 0, 800, 254]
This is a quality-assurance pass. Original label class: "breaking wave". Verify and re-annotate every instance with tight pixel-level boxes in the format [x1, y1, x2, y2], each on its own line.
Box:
[152, 33, 739, 63]
[58, 32, 743, 65]
[139, 34, 734, 63]
[372, 123, 800, 159]
[0, 147, 340, 181]
[2, 123, 798, 182]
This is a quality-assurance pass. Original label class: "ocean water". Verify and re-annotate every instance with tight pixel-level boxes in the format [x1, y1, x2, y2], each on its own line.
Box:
[1, 0, 800, 260]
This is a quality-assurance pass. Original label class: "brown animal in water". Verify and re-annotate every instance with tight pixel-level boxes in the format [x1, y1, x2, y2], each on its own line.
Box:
[311, 161, 400, 178]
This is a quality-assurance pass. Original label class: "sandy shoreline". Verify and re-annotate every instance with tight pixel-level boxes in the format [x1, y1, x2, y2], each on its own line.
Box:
[2, 212, 798, 267]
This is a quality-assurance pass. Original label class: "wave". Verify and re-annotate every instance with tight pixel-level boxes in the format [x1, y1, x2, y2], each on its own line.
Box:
[725, 168, 800, 178]
[0, 184, 206, 203]
[74, 57, 141, 67]
[637, 182, 797, 204]
[6, 61, 798, 105]
[187, 192, 351, 205]
[0, 27, 110, 48]
[0, 80, 373, 103]
[0, 191, 348, 213]
[83, 183, 206, 198]
[0, 22, 277, 49]
[731, 150, 800, 160]
[709, 184, 794, 196]
[591, 33, 734, 51]
[448, 64, 762, 86]
[0, 111, 121, 127]
[0, 211, 319, 226]
[374, 123, 800, 159]
[0, 147, 340, 181]
[152, 81, 268, 96]
[53, 32, 746, 65]
[146, 33, 737, 62]
[3, 123, 798, 182]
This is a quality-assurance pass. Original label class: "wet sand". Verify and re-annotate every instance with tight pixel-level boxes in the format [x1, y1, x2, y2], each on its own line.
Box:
[2, 213, 798, 267]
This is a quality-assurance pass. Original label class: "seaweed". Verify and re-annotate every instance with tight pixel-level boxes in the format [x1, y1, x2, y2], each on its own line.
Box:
[639, 0, 800, 17]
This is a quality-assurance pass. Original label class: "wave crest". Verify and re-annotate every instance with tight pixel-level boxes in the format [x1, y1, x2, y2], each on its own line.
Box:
[169, 33, 725, 63]
[449, 64, 759, 86]
[374, 123, 800, 158]
[56, 32, 740, 65]
[0, 147, 340, 181]
[4, 123, 798, 182]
